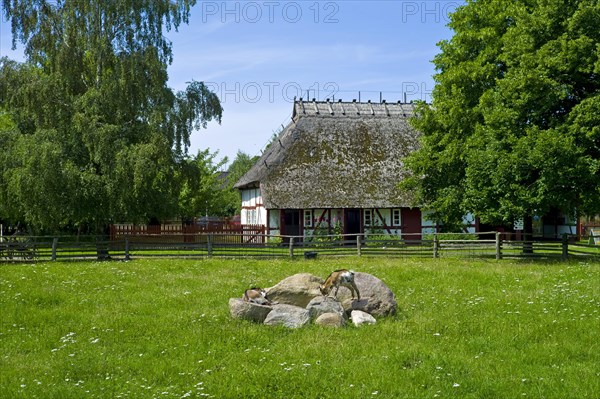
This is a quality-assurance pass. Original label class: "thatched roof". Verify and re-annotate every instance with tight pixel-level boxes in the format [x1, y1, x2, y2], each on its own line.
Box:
[234, 100, 420, 209]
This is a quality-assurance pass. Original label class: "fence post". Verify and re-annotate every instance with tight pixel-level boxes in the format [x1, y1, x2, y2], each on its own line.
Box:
[562, 233, 568, 260]
[51, 237, 58, 261]
[289, 237, 294, 258]
[124, 236, 130, 261]
[495, 232, 502, 260]
[357, 235, 362, 256]
[433, 233, 439, 258]
[207, 234, 213, 257]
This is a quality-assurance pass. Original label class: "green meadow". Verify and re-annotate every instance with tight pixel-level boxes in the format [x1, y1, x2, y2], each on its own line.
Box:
[1, 257, 599, 398]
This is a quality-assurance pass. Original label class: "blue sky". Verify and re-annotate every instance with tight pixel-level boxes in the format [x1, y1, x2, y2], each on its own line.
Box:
[0, 1, 462, 165]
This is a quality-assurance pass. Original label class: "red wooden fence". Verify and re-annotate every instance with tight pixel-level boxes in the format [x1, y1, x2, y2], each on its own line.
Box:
[110, 223, 266, 244]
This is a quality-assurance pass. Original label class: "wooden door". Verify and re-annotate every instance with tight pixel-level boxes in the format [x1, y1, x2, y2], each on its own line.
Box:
[344, 209, 362, 235]
[401, 208, 422, 241]
[282, 209, 301, 242]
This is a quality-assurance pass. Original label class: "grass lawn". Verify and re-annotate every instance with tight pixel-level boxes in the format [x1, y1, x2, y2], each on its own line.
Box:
[1, 257, 599, 398]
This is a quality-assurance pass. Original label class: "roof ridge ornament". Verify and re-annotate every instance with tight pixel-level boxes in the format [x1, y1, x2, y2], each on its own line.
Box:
[382, 100, 390, 116]
[398, 102, 407, 117]
[339, 99, 346, 115]
[326, 99, 334, 115]
[353, 100, 360, 115]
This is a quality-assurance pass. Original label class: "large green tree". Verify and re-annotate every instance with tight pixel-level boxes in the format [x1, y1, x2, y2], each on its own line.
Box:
[222, 151, 259, 216]
[403, 0, 600, 235]
[177, 149, 228, 221]
[177, 150, 259, 221]
[0, 0, 222, 233]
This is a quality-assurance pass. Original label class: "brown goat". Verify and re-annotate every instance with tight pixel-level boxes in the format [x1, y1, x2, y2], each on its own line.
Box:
[319, 269, 360, 300]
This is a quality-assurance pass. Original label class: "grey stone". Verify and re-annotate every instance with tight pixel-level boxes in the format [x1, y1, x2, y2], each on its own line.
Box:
[229, 298, 272, 323]
[337, 272, 397, 317]
[264, 304, 310, 329]
[350, 310, 376, 326]
[306, 296, 346, 320]
[265, 273, 324, 308]
[314, 312, 346, 328]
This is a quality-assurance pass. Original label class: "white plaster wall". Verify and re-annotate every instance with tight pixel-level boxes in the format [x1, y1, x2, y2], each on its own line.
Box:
[240, 188, 266, 226]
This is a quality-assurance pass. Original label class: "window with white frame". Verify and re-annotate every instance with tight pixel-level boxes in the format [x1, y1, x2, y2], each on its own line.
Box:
[304, 210, 313, 227]
[246, 209, 257, 225]
[392, 209, 401, 226]
[364, 209, 373, 226]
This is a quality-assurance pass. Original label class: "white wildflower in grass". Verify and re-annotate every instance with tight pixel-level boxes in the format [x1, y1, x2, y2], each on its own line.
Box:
[60, 332, 77, 344]
[372, 391, 379, 395]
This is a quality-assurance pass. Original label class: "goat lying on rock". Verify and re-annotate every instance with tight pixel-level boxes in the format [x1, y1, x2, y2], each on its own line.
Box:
[319, 269, 360, 300]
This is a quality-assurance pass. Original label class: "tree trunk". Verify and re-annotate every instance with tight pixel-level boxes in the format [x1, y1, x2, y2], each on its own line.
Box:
[96, 224, 111, 261]
[523, 215, 534, 254]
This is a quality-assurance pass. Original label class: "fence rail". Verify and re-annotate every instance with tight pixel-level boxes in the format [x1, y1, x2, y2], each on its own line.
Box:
[0, 232, 598, 262]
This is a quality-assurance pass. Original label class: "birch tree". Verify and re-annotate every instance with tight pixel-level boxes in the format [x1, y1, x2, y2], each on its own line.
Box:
[0, 0, 222, 233]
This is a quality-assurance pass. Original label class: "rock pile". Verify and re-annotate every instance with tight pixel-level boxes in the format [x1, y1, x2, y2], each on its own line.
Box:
[229, 272, 397, 328]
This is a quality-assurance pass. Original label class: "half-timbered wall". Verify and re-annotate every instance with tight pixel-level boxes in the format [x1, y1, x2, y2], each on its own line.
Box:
[240, 188, 266, 226]
[362, 208, 402, 237]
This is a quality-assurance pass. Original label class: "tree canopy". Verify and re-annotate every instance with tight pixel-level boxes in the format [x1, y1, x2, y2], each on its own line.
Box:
[222, 151, 259, 215]
[403, 0, 600, 232]
[0, 0, 222, 233]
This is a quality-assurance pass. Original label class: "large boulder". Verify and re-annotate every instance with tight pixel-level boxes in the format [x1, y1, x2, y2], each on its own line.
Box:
[337, 272, 397, 317]
[306, 296, 346, 320]
[314, 312, 346, 328]
[265, 273, 324, 308]
[264, 304, 311, 329]
[229, 298, 272, 323]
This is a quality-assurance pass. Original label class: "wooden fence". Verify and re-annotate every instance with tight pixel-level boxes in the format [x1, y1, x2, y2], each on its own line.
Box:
[1, 232, 598, 262]
[110, 223, 266, 244]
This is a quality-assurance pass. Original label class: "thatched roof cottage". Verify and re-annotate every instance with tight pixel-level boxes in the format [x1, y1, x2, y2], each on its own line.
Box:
[234, 99, 431, 239]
